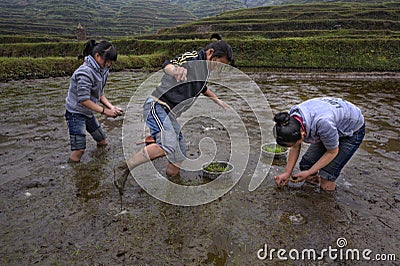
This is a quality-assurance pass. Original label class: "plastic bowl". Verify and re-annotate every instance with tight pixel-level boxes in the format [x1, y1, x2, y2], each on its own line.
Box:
[202, 161, 233, 180]
[261, 142, 288, 159]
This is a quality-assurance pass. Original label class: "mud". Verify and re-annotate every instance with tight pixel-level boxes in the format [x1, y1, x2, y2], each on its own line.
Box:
[0, 70, 399, 265]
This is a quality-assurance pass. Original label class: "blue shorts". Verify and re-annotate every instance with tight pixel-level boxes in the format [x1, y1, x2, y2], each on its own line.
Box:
[65, 110, 106, 151]
[299, 124, 365, 182]
[143, 98, 186, 163]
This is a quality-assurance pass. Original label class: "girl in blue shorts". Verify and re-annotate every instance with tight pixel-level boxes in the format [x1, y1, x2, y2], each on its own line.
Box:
[114, 34, 233, 194]
[65, 40, 122, 162]
[273, 97, 365, 191]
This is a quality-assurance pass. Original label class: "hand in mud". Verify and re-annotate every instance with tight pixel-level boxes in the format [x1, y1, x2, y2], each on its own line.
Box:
[102, 107, 122, 118]
[292, 170, 313, 182]
[274, 172, 290, 187]
[103, 108, 119, 118]
[112, 106, 124, 117]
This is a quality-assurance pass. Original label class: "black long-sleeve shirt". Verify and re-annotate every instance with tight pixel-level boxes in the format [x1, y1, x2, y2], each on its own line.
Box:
[151, 50, 209, 116]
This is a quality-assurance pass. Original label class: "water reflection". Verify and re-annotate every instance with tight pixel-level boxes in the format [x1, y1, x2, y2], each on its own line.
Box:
[0, 71, 399, 265]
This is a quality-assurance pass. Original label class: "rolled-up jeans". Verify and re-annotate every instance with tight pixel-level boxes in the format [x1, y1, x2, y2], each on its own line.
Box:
[299, 124, 365, 182]
[65, 110, 106, 151]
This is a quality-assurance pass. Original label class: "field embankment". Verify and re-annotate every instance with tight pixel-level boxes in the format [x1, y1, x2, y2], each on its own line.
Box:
[1, 2, 399, 81]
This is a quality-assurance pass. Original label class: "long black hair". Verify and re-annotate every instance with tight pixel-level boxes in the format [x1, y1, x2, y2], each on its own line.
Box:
[78, 40, 117, 61]
[204, 33, 234, 65]
[273, 112, 302, 147]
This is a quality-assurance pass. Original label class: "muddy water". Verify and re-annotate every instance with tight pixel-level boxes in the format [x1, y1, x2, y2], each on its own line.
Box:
[0, 70, 399, 265]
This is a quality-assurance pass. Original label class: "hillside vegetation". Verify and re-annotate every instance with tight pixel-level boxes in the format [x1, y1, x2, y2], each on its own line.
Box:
[0, 0, 393, 40]
[169, 0, 388, 18]
[0, 0, 276, 39]
[158, 1, 400, 39]
[1, 0, 391, 41]
[1, 1, 399, 81]
[0, 0, 196, 38]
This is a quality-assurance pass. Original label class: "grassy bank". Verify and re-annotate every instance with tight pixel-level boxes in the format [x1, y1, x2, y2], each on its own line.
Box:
[0, 54, 167, 82]
[1, 2, 399, 81]
[1, 37, 399, 82]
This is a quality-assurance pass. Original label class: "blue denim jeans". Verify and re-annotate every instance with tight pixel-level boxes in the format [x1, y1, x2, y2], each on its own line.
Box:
[143, 99, 186, 163]
[299, 124, 365, 182]
[65, 110, 106, 151]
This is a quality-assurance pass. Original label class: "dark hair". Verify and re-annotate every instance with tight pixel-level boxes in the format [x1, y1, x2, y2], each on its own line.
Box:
[78, 40, 117, 61]
[204, 33, 234, 65]
[273, 112, 302, 147]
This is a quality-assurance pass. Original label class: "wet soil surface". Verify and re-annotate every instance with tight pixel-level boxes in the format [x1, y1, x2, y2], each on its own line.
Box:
[0, 71, 399, 265]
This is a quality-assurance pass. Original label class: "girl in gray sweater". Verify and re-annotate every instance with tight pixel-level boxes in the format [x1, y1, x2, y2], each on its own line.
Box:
[273, 97, 365, 191]
[65, 40, 122, 162]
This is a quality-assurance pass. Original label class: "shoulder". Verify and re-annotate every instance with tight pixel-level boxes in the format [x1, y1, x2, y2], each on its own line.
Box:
[75, 64, 94, 77]
[170, 50, 200, 65]
[71, 65, 95, 85]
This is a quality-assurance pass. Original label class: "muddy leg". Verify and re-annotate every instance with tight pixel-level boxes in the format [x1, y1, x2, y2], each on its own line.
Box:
[305, 174, 320, 185]
[320, 178, 336, 191]
[166, 161, 182, 177]
[96, 139, 108, 147]
[113, 162, 130, 195]
[114, 143, 165, 195]
[69, 149, 84, 163]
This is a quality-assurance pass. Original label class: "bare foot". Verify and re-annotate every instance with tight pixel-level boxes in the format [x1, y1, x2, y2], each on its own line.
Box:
[320, 178, 336, 191]
[97, 141, 108, 147]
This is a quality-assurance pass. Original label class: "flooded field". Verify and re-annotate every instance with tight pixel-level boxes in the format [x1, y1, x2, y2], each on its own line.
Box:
[0, 70, 399, 265]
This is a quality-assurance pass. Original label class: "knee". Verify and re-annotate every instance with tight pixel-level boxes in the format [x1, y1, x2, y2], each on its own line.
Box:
[299, 162, 310, 171]
[91, 127, 106, 142]
[299, 157, 313, 171]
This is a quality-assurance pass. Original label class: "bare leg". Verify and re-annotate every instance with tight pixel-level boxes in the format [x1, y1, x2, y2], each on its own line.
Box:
[305, 174, 320, 185]
[320, 178, 336, 191]
[114, 143, 166, 195]
[166, 161, 182, 177]
[126, 143, 165, 170]
[97, 139, 108, 147]
[69, 149, 84, 162]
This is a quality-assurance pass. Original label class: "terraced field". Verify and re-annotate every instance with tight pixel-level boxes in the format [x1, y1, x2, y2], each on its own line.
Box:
[156, 2, 400, 40]
[1, 1, 399, 80]
[0, 0, 196, 38]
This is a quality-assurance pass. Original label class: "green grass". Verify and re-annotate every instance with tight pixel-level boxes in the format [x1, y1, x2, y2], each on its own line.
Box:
[0, 54, 167, 82]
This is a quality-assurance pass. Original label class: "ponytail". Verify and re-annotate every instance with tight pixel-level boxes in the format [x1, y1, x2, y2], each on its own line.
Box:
[204, 33, 234, 65]
[273, 112, 302, 146]
[78, 40, 117, 61]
